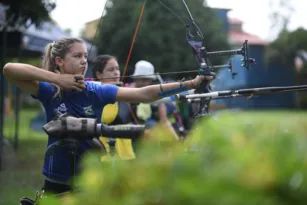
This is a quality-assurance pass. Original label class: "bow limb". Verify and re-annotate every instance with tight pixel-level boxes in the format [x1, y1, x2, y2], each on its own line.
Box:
[122, 0, 147, 126]
[121, 0, 147, 81]
[87, 0, 109, 65]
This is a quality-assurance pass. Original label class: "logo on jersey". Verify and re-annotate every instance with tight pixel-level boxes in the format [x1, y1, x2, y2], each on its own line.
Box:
[57, 103, 67, 113]
[83, 105, 94, 116]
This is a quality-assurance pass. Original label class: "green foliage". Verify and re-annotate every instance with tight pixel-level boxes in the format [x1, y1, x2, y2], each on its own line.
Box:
[95, 0, 230, 80]
[266, 28, 307, 66]
[265, 28, 307, 108]
[0, 0, 56, 28]
[39, 110, 307, 205]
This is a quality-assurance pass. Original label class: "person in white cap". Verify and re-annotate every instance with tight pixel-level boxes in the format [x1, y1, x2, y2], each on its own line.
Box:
[130, 60, 157, 87]
[128, 60, 180, 142]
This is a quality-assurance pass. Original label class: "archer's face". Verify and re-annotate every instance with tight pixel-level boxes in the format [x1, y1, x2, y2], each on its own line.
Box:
[97, 58, 120, 84]
[56, 43, 88, 75]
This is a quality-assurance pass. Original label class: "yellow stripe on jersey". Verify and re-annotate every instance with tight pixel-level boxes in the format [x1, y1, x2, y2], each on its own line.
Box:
[100, 102, 136, 162]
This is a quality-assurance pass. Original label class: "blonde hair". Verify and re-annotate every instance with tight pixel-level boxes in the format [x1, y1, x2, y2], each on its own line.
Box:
[42, 37, 84, 98]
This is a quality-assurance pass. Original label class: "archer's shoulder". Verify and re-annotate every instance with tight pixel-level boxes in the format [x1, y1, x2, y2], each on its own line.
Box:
[85, 81, 120, 92]
[86, 80, 101, 86]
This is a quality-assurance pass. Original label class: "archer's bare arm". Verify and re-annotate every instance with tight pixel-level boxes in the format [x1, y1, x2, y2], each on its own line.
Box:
[3, 63, 58, 96]
[116, 76, 212, 103]
[3, 63, 86, 96]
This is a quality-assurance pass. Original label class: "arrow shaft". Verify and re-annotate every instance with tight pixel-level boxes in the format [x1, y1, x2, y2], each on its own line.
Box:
[177, 85, 307, 100]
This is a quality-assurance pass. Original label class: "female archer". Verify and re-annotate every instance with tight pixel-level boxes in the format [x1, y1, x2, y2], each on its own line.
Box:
[91, 54, 137, 161]
[126, 60, 180, 141]
[93, 57, 182, 161]
[3, 37, 211, 195]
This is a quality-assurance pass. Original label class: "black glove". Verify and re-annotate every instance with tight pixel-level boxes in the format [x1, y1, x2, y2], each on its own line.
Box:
[43, 110, 98, 139]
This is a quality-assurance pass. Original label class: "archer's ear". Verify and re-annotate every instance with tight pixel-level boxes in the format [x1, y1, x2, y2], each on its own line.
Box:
[95, 71, 103, 80]
[55, 56, 64, 68]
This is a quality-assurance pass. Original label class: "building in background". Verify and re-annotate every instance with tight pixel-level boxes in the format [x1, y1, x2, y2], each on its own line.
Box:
[82, 18, 101, 41]
[213, 8, 297, 109]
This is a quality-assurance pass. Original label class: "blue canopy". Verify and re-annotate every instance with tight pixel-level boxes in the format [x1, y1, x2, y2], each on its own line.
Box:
[22, 21, 97, 61]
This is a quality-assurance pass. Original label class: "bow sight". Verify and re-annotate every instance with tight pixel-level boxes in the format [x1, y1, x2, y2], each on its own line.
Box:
[176, 0, 307, 119]
[184, 9, 255, 78]
[181, 0, 256, 118]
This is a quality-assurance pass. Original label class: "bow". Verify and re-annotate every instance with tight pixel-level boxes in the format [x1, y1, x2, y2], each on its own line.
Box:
[173, 1, 307, 118]
[87, 0, 255, 119]
[171, 0, 255, 118]
[87, 0, 253, 83]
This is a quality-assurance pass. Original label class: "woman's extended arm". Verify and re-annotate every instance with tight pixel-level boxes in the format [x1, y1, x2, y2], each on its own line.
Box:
[116, 76, 210, 103]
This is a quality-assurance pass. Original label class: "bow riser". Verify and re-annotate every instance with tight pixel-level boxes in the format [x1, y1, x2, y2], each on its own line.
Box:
[181, 0, 258, 118]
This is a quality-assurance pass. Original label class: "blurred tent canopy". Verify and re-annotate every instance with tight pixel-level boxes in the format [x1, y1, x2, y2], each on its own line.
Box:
[0, 2, 97, 62]
[0, 22, 97, 62]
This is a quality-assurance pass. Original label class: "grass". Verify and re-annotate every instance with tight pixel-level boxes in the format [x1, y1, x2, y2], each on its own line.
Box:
[0, 108, 47, 205]
[0, 108, 306, 205]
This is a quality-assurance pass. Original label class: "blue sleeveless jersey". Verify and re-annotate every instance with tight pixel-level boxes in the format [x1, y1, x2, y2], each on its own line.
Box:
[32, 81, 119, 182]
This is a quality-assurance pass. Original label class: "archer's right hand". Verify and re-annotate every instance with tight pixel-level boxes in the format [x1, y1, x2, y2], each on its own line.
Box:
[53, 74, 86, 91]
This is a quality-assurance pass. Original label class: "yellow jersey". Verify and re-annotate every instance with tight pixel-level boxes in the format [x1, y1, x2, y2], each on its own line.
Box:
[100, 102, 136, 162]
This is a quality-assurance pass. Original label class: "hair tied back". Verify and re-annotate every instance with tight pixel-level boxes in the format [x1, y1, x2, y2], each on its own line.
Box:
[51, 41, 55, 48]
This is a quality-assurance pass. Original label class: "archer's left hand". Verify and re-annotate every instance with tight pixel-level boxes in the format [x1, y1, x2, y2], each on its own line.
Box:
[192, 75, 213, 87]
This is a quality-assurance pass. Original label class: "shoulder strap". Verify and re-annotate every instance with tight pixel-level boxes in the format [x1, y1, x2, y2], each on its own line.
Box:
[127, 103, 139, 124]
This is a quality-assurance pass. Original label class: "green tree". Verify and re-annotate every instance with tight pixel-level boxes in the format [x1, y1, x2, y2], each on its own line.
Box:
[0, 0, 56, 28]
[266, 28, 307, 66]
[265, 0, 307, 109]
[95, 0, 230, 80]
[266, 28, 307, 108]
[268, 0, 295, 39]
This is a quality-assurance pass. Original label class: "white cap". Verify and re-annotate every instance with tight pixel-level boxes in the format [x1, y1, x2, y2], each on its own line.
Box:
[131, 60, 156, 80]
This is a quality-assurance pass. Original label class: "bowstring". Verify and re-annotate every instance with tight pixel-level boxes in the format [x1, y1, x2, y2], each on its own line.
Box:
[156, 0, 186, 26]
[157, 0, 214, 71]
[158, 0, 215, 117]
[85, 70, 199, 81]
[87, 0, 109, 67]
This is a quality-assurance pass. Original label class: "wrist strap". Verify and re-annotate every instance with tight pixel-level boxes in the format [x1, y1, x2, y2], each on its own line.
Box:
[180, 78, 184, 87]
[160, 83, 164, 92]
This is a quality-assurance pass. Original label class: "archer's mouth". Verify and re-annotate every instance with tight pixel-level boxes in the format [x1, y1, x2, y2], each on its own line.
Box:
[80, 67, 86, 73]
